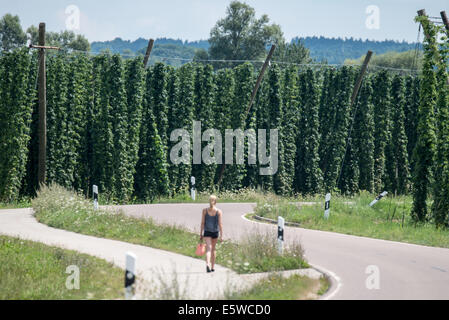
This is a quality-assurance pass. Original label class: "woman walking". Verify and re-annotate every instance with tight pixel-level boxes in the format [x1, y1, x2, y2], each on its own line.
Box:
[200, 195, 223, 273]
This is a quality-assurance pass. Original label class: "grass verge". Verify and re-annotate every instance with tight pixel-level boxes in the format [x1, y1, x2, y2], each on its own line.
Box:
[33, 184, 308, 275]
[0, 236, 123, 300]
[0, 199, 31, 210]
[226, 274, 328, 300]
[254, 192, 449, 248]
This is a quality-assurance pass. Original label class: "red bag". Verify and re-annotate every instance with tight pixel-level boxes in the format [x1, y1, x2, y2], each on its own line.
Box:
[195, 243, 206, 256]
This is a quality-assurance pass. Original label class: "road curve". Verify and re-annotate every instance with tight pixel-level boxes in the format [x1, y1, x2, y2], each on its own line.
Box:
[110, 203, 449, 300]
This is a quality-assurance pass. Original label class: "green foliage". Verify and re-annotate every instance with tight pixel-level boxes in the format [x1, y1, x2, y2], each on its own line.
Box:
[0, 14, 27, 51]
[3, 41, 449, 231]
[26, 26, 90, 51]
[135, 66, 170, 202]
[267, 65, 284, 194]
[273, 41, 313, 66]
[275, 66, 298, 195]
[431, 26, 449, 227]
[387, 75, 410, 195]
[345, 50, 423, 71]
[411, 15, 438, 223]
[354, 77, 375, 193]
[372, 70, 392, 193]
[0, 48, 33, 201]
[171, 64, 195, 194]
[321, 67, 355, 192]
[404, 76, 420, 168]
[220, 63, 253, 191]
[120, 57, 145, 201]
[192, 64, 217, 192]
[295, 69, 322, 194]
[208, 1, 284, 66]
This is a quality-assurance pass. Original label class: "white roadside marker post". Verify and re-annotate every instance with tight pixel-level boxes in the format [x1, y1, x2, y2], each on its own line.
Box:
[191, 176, 196, 201]
[278, 216, 285, 255]
[369, 191, 388, 207]
[125, 252, 136, 300]
[324, 193, 331, 219]
[93, 185, 98, 210]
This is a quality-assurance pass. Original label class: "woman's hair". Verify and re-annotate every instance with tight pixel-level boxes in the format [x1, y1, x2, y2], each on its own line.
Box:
[209, 195, 217, 206]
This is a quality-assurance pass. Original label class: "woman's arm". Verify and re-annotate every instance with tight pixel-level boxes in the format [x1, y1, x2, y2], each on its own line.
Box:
[218, 210, 223, 242]
[200, 209, 206, 240]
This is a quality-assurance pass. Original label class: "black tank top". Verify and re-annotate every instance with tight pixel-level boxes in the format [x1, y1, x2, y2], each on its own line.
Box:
[204, 209, 219, 233]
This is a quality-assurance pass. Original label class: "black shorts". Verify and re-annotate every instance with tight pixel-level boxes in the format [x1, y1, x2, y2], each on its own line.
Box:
[204, 231, 219, 239]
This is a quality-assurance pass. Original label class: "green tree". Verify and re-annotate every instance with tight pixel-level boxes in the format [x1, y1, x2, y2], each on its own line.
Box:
[193, 49, 209, 64]
[273, 41, 313, 66]
[27, 26, 90, 51]
[208, 1, 284, 67]
[0, 14, 27, 51]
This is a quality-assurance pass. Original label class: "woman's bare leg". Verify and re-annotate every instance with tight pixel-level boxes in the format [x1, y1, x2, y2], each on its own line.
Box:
[205, 237, 212, 268]
[211, 238, 218, 270]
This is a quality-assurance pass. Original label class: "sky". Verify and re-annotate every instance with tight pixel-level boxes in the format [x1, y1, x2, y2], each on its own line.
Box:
[1, 0, 447, 43]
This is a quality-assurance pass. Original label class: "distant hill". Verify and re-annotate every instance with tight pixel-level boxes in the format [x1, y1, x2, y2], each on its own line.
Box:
[91, 37, 209, 67]
[91, 36, 417, 66]
[294, 36, 417, 64]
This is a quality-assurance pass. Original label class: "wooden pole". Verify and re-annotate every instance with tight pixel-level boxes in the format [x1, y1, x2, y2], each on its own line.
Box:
[350, 50, 373, 107]
[216, 45, 276, 188]
[245, 45, 276, 119]
[143, 39, 155, 68]
[441, 11, 449, 34]
[38, 22, 47, 186]
[417, 9, 430, 40]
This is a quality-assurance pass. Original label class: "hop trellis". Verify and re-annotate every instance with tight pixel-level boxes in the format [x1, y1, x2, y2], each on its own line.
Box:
[0, 49, 425, 207]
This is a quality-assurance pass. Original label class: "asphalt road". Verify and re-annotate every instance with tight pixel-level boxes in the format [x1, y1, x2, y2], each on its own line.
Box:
[110, 202, 449, 300]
